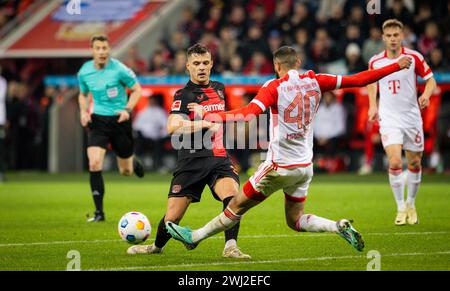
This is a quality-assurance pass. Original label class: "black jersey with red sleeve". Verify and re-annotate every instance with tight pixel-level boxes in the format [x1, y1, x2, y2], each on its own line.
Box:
[170, 80, 228, 160]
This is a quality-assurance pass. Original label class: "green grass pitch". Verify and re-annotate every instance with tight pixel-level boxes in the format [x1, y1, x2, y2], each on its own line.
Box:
[0, 172, 449, 271]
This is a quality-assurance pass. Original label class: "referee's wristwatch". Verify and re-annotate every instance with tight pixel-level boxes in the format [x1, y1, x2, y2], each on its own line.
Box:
[124, 108, 132, 114]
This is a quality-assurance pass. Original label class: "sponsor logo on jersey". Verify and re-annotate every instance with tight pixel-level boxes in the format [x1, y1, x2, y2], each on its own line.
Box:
[203, 103, 225, 112]
[171, 100, 182, 111]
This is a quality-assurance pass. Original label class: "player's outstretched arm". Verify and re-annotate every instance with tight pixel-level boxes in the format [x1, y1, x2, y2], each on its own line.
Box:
[317, 57, 412, 92]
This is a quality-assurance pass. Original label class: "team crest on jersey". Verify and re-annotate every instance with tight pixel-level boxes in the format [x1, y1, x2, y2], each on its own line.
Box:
[197, 94, 206, 102]
[171, 100, 182, 111]
[172, 185, 182, 194]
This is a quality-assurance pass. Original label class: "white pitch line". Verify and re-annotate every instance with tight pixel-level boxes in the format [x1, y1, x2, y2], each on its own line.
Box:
[0, 231, 449, 248]
[88, 251, 450, 271]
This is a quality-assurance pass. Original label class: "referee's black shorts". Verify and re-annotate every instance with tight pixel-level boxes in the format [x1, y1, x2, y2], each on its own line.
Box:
[168, 156, 240, 203]
[87, 114, 134, 159]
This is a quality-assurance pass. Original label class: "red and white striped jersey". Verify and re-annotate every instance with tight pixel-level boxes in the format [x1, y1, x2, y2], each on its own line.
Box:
[369, 47, 433, 128]
[249, 70, 339, 167]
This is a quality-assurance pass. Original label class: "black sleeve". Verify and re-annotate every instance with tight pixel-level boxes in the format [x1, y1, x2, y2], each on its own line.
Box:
[169, 89, 190, 115]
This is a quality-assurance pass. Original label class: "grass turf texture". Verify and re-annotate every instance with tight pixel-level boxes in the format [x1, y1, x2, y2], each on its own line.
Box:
[0, 172, 449, 271]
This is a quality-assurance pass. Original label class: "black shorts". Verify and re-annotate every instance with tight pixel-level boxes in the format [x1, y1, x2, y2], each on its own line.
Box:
[168, 156, 240, 203]
[87, 114, 134, 159]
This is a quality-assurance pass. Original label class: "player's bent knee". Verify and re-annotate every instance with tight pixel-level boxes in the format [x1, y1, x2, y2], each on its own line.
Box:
[388, 158, 402, 169]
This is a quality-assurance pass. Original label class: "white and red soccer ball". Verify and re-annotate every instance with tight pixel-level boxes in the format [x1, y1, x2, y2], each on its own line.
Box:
[118, 212, 151, 244]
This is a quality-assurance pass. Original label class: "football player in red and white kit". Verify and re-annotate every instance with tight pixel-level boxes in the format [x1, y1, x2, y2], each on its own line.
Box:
[367, 19, 437, 226]
[166, 46, 412, 252]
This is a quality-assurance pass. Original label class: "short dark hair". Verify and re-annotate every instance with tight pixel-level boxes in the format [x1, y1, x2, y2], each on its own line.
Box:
[273, 46, 299, 69]
[187, 43, 211, 58]
[90, 34, 109, 47]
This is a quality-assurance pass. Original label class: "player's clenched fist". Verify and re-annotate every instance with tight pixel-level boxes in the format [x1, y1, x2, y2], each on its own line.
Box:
[397, 56, 412, 69]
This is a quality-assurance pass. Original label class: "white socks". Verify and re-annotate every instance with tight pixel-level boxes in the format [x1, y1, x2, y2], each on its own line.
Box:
[192, 207, 241, 243]
[295, 214, 338, 233]
[389, 168, 406, 211]
[406, 168, 421, 208]
[389, 167, 422, 211]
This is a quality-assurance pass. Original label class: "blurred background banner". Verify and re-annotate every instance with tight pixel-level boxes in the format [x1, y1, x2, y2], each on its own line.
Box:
[0, 0, 166, 58]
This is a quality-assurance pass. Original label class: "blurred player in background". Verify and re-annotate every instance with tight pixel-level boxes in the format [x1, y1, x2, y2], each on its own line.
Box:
[367, 19, 437, 225]
[166, 46, 412, 252]
[127, 44, 250, 259]
[78, 35, 144, 222]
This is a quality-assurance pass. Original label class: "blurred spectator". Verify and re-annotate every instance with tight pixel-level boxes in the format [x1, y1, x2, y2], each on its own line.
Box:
[316, 0, 347, 24]
[6, 81, 39, 170]
[313, 91, 347, 172]
[169, 50, 187, 76]
[123, 46, 148, 75]
[198, 30, 220, 64]
[437, 93, 450, 172]
[217, 26, 239, 72]
[311, 28, 338, 64]
[402, 24, 418, 49]
[413, 3, 433, 35]
[223, 54, 244, 76]
[268, 0, 291, 38]
[227, 5, 248, 40]
[167, 30, 189, 56]
[248, 3, 268, 30]
[348, 5, 369, 37]
[133, 95, 168, 171]
[358, 121, 382, 175]
[243, 51, 273, 75]
[339, 23, 364, 52]
[362, 27, 385, 63]
[204, 5, 223, 32]
[148, 50, 169, 76]
[345, 43, 366, 73]
[0, 67, 6, 182]
[290, 2, 316, 34]
[241, 25, 270, 61]
[267, 30, 283, 54]
[417, 21, 441, 58]
[292, 27, 312, 58]
[386, 0, 414, 27]
[177, 7, 202, 44]
[428, 48, 448, 72]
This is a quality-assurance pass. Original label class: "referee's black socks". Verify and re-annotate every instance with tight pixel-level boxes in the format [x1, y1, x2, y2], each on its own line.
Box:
[90, 171, 105, 214]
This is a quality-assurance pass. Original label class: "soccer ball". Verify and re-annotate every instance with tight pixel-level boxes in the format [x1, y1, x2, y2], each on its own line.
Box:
[118, 212, 151, 244]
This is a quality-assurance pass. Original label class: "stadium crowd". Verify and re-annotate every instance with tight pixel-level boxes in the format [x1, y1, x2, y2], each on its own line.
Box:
[0, 0, 450, 174]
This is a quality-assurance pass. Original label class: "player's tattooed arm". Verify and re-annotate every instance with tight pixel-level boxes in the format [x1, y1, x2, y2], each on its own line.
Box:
[167, 114, 216, 135]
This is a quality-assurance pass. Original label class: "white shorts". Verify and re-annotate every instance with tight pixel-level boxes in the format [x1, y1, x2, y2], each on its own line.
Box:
[243, 161, 313, 202]
[379, 126, 424, 152]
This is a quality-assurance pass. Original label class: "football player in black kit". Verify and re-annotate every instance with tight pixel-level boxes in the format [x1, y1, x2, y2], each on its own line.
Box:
[127, 44, 251, 259]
